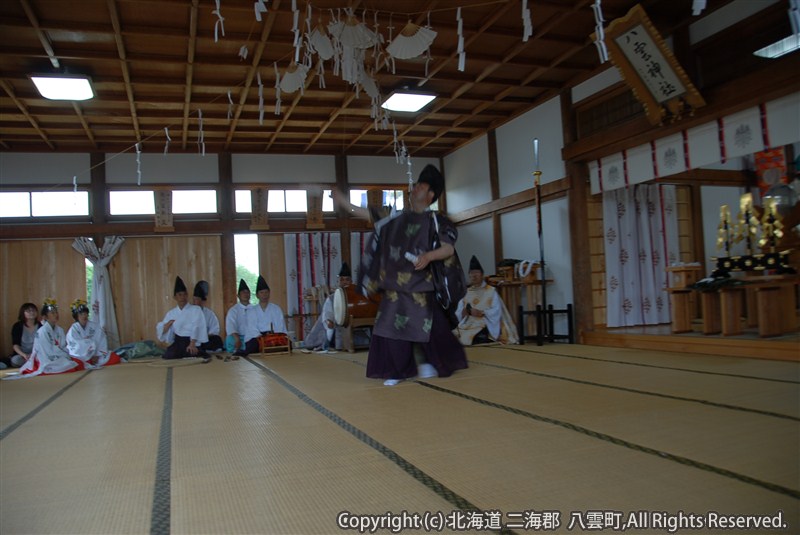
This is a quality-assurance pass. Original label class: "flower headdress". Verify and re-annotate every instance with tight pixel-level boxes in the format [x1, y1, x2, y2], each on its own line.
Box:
[71, 298, 89, 315]
[42, 298, 58, 314]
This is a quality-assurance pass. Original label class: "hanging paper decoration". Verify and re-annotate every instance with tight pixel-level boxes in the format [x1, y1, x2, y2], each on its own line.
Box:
[227, 90, 233, 121]
[456, 8, 466, 72]
[405, 149, 413, 192]
[164, 127, 171, 155]
[212, 0, 225, 43]
[309, 25, 335, 60]
[197, 109, 205, 156]
[386, 21, 437, 60]
[274, 62, 282, 115]
[334, 11, 379, 49]
[135, 142, 142, 186]
[254, 0, 268, 22]
[592, 0, 608, 63]
[257, 72, 265, 125]
[790, 0, 800, 35]
[291, 0, 301, 63]
[238, 45, 249, 61]
[691, 0, 706, 16]
[73, 175, 77, 193]
[522, 0, 533, 42]
[280, 62, 309, 93]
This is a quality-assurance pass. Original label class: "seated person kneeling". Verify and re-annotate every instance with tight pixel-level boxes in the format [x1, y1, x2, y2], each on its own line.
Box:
[303, 262, 353, 353]
[235, 275, 288, 356]
[454, 256, 519, 345]
[66, 299, 122, 368]
[156, 276, 210, 362]
[192, 280, 224, 352]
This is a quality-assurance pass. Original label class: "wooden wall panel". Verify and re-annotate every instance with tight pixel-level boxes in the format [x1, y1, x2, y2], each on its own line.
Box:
[258, 234, 288, 313]
[109, 236, 223, 345]
[1, 239, 85, 353]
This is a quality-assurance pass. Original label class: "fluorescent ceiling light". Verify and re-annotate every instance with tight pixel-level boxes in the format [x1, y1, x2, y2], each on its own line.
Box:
[381, 91, 435, 112]
[30, 74, 94, 100]
[753, 34, 800, 59]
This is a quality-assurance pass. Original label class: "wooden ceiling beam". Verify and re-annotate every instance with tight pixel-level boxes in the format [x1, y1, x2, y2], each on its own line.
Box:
[70, 102, 98, 149]
[18, 0, 59, 68]
[0, 79, 55, 149]
[180, 0, 199, 149]
[106, 0, 142, 143]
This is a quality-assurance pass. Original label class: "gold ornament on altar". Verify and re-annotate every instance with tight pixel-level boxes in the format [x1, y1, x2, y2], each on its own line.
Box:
[732, 193, 760, 255]
[716, 204, 732, 255]
[758, 197, 785, 252]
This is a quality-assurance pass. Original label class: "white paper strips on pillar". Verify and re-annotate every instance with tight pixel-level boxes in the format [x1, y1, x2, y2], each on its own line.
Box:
[212, 0, 225, 43]
[592, 0, 608, 63]
[254, 0, 268, 22]
[691, 0, 706, 16]
[135, 142, 142, 186]
[456, 8, 466, 72]
[521, 0, 533, 42]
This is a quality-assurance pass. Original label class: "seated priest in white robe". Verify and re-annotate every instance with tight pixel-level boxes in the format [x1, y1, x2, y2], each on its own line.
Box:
[66, 299, 122, 368]
[302, 262, 353, 354]
[156, 276, 210, 362]
[192, 280, 224, 352]
[223, 278, 251, 359]
[454, 256, 519, 345]
[235, 275, 288, 356]
[20, 300, 80, 377]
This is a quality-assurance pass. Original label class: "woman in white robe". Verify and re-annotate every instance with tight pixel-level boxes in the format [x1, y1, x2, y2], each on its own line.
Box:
[66, 299, 121, 368]
[21, 300, 80, 377]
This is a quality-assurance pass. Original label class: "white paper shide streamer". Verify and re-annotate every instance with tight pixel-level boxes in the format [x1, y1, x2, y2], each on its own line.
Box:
[521, 0, 533, 42]
[212, 0, 225, 43]
[592, 0, 609, 63]
[274, 62, 282, 115]
[790, 0, 800, 35]
[227, 90, 233, 121]
[197, 109, 205, 156]
[257, 72, 265, 125]
[164, 127, 171, 155]
[135, 142, 142, 186]
[254, 0, 268, 22]
[456, 8, 466, 72]
[691, 0, 707, 16]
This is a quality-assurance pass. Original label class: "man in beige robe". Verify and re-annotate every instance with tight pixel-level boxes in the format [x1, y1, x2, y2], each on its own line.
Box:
[454, 256, 519, 345]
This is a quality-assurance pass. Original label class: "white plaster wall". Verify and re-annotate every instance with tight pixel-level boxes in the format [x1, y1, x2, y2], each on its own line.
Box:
[0, 153, 91, 185]
[454, 217, 494, 276]
[571, 67, 622, 104]
[496, 96, 566, 197]
[232, 154, 335, 183]
[443, 135, 492, 213]
[347, 155, 440, 184]
[106, 153, 219, 184]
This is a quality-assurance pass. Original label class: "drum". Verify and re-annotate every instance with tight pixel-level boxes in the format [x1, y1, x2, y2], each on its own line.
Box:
[333, 286, 380, 326]
[257, 332, 290, 352]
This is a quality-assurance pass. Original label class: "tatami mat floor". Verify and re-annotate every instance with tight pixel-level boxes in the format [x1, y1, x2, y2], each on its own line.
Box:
[1, 343, 798, 534]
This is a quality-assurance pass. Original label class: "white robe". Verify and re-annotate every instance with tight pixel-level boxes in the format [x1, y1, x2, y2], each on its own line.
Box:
[245, 302, 287, 341]
[66, 320, 113, 366]
[454, 282, 519, 344]
[156, 304, 208, 345]
[225, 302, 250, 336]
[200, 306, 221, 337]
[20, 322, 79, 376]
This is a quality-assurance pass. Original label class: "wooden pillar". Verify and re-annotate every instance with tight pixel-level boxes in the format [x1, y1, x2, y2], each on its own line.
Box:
[561, 89, 594, 339]
[218, 153, 237, 308]
[335, 154, 350, 262]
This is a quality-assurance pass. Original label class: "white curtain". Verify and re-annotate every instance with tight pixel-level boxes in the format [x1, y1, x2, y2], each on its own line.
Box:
[72, 236, 125, 348]
[603, 185, 679, 327]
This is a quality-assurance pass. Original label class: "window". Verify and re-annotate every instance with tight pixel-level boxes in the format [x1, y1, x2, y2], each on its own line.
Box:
[31, 191, 89, 216]
[235, 190, 252, 213]
[267, 189, 308, 213]
[322, 189, 334, 212]
[350, 189, 368, 208]
[0, 192, 31, 217]
[109, 190, 155, 215]
[172, 190, 217, 214]
[383, 189, 405, 211]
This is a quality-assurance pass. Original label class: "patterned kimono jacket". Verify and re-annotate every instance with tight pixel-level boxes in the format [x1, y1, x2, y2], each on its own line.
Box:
[359, 209, 459, 343]
[454, 282, 520, 345]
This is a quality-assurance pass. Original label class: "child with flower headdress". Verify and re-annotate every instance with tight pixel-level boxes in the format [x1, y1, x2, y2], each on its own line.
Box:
[66, 299, 122, 368]
[20, 299, 80, 377]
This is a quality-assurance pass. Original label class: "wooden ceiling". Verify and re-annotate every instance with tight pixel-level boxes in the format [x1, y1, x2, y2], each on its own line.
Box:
[0, 0, 761, 157]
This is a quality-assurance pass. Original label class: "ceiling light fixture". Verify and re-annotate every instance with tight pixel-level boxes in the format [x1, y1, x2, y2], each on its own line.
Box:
[381, 90, 435, 113]
[753, 33, 800, 59]
[30, 74, 94, 101]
